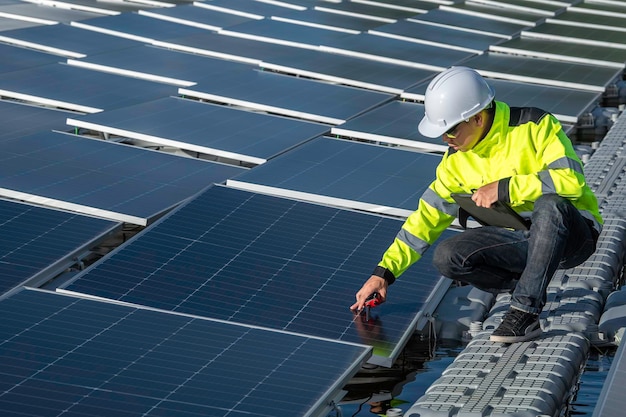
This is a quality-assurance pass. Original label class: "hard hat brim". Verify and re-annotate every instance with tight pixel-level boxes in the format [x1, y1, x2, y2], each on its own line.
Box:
[418, 115, 447, 138]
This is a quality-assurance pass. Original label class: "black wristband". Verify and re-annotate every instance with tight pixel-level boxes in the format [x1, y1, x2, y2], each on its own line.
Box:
[372, 266, 396, 285]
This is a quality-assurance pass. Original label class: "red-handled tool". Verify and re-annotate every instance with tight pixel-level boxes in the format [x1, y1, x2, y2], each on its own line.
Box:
[362, 292, 382, 321]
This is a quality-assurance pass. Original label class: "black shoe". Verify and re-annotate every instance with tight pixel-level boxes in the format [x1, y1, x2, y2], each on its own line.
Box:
[490, 307, 541, 343]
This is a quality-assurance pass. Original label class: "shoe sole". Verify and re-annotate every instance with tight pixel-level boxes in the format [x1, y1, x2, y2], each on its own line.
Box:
[490, 327, 542, 343]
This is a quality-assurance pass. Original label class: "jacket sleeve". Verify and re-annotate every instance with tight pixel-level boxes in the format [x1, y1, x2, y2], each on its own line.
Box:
[499, 113, 586, 204]
[375, 165, 458, 282]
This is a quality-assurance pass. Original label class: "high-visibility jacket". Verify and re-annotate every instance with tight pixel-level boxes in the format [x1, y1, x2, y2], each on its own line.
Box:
[375, 101, 603, 283]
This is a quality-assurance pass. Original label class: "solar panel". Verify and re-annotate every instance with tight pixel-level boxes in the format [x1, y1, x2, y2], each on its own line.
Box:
[153, 30, 310, 65]
[349, 0, 440, 13]
[569, 1, 626, 16]
[0, 62, 178, 113]
[227, 136, 440, 217]
[319, 32, 475, 70]
[259, 47, 437, 94]
[70, 11, 207, 43]
[0, 16, 42, 32]
[66, 96, 330, 165]
[490, 36, 626, 69]
[0, 199, 120, 295]
[0, 23, 142, 58]
[314, 1, 422, 21]
[0, 43, 61, 75]
[137, 3, 256, 31]
[0, 288, 371, 417]
[440, 3, 544, 26]
[268, 8, 387, 33]
[460, 52, 622, 92]
[368, 19, 504, 53]
[17, 0, 139, 14]
[219, 18, 353, 50]
[0, 131, 245, 225]
[62, 185, 454, 366]
[148, 30, 435, 94]
[331, 100, 448, 152]
[459, 0, 563, 16]
[0, 100, 73, 142]
[193, 0, 307, 18]
[401, 77, 602, 125]
[548, 9, 626, 31]
[67, 44, 257, 87]
[408, 8, 526, 38]
[0, 2, 102, 23]
[522, 21, 626, 49]
[179, 69, 394, 125]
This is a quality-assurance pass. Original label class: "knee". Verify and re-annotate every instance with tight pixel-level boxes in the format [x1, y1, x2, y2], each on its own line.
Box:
[533, 194, 572, 220]
[534, 194, 568, 212]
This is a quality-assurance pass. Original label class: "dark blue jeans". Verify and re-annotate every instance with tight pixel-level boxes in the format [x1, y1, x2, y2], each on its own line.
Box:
[433, 194, 598, 314]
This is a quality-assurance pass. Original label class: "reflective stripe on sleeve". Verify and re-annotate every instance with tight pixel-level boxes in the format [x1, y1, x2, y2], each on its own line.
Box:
[539, 171, 557, 194]
[422, 188, 458, 216]
[397, 228, 430, 256]
[548, 156, 584, 175]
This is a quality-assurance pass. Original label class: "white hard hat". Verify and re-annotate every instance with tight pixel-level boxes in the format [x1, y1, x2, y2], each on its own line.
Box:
[418, 66, 495, 138]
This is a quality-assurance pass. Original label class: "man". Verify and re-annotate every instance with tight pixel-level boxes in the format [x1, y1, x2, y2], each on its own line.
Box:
[350, 66, 602, 343]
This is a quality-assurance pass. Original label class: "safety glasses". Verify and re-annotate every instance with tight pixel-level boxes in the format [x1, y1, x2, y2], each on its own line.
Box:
[445, 122, 463, 139]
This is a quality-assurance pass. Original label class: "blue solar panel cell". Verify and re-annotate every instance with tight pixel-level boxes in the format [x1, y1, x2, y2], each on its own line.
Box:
[0, 43, 61, 74]
[0, 289, 369, 417]
[68, 44, 255, 85]
[67, 96, 329, 164]
[139, 4, 254, 30]
[321, 32, 475, 69]
[220, 18, 352, 49]
[411, 8, 527, 37]
[0, 23, 142, 57]
[0, 63, 177, 113]
[180, 69, 394, 125]
[0, 199, 119, 295]
[0, 131, 245, 225]
[64, 186, 454, 365]
[331, 100, 448, 151]
[370, 19, 504, 52]
[228, 137, 441, 215]
[0, 101, 74, 142]
[71, 12, 207, 42]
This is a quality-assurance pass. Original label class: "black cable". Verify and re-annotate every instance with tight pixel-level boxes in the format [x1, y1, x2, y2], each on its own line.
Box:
[351, 393, 374, 417]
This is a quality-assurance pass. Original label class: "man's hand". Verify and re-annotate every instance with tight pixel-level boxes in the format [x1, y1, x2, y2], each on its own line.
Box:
[350, 275, 388, 313]
[472, 181, 499, 208]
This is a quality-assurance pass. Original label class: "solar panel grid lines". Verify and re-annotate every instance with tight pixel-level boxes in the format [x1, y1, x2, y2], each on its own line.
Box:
[225, 136, 441, 216]
[439, 3, 543, 27]
[0, 198, 121, 295]
[0, 62, 180, 114]
[330, 100, 449, 152]
[367, 19, 507, 54]
[459, 52, 622, 93]
[0, 288, 371, 417]
[0, 22, 143, 59]
[0, 131, 246, 225]
[408, 8, 528, 38]
[318, 32, 474, 71]
[66, 96, 330, 165]
[179, 68, 395, 125]
[69, 10, 208, 43]
[522, 21, 626, 50]
[62, 185, 453, 366]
